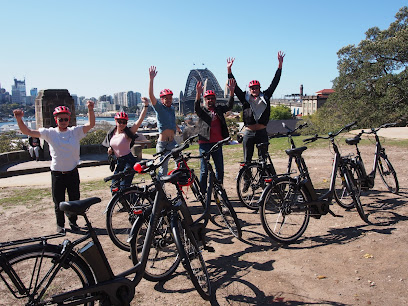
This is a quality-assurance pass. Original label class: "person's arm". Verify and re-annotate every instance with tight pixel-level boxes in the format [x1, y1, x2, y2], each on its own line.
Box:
[82, 100, 95, 134]
[226, 78, 236, 111]
[227, 57, 245, 102]
[264, 51, 285, 98]
[149, 66, 158, 106]
[13, 109, 41, 138]
[130, 97, 149, 134]
[194, 81, 204, 117]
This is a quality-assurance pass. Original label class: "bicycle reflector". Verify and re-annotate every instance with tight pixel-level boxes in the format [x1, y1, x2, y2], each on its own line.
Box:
[264, 178, 273, 183]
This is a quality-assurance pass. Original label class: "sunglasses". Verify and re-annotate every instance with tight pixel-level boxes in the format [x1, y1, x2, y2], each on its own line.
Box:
[117, 120, 128, 124]
[205, 96, 216, 101]
[250, 86, 260, 90]
[57, 118, 69, 122]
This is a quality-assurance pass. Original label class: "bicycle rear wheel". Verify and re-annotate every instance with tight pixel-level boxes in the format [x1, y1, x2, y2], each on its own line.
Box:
[172, 216, 212, 300]
[260, 178, 310, 243]
[130, 213, 180, 282]
[106, 188, 153, 252]
[0, 244, 95, 305]
[378, 155, 399, 194]
[334, 162, 362, 209]
[236, 163, 265, 210]
[214, 187, 242, 239]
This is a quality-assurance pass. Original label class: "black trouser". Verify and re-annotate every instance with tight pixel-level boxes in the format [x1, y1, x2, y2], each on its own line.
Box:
[242, 128, 269, 164]
[51, 168, 80, 227]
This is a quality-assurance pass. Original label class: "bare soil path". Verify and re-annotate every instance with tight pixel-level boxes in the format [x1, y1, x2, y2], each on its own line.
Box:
[0, 144, 407, 305]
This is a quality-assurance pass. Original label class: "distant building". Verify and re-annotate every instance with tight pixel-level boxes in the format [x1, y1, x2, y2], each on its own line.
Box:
[11, 78, 27, 105]
[0, 85, 11, 104]
[302, 89, 334, 115]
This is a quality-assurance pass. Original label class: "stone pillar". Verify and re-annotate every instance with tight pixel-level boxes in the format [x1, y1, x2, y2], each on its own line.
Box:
[35, 89, 77, 159]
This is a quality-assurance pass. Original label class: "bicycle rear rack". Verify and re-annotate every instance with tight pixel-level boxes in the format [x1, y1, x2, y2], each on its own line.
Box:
[0, 233, 66, 251]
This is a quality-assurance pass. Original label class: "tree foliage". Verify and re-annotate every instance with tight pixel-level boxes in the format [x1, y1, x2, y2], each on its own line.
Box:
[0, 131, 25, 153]
[270, 105, 292, 120]
[315, 6, 408, 131]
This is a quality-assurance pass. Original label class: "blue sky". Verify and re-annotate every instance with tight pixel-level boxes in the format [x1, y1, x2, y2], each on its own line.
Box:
[1, 0, 406, 100]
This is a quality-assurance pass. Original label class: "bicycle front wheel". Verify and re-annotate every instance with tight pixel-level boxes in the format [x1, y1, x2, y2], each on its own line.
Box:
[172, 217, 212, 300]
[378, 155, 399, 194]
[260, 178, 310, 243]
[0, 244, 95, 305]
[214, 187, 242, 239]
[130, 213, 180, 282]
[342, 166, 370, 224]
[106, 188, 153, 252]
[334, 162, 362, 209]
[236, 163, 265, 210]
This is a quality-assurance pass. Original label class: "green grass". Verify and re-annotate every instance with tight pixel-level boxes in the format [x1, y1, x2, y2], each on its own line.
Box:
[0, 187, 51, 208]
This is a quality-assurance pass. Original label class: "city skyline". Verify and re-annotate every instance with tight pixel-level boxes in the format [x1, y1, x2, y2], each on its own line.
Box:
[1, 1, 406, 100]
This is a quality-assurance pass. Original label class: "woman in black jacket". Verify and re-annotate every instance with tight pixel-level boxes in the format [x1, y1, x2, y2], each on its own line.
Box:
[194, 79, 235, 192]
[227, 51, 285, 164]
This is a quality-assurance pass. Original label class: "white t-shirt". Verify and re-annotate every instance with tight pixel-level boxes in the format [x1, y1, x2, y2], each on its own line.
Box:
[39, 126, 85, 171]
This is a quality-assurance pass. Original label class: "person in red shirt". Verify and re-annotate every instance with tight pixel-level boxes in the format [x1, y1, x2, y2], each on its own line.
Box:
[194, 79, 236, 192]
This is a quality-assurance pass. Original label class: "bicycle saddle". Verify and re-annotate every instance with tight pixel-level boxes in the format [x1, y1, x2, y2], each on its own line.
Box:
[285, 146, 307, 157]
[345, 136, 361, 145]
[59, 197, 101, 214]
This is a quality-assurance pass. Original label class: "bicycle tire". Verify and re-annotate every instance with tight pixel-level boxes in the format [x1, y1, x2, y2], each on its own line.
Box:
[334, 162, 362, 209]
[130, 213, 180, 282]
[260, 178, 310, 243]
[236, 163, 266, 210]
[171, 216, 212, 300]
[0, 244, 95, 305]
[106, 187, 153, 252]
[214, 187, 242, 239]
[343, 167, 370, 224]
[378, 154, 399, 194]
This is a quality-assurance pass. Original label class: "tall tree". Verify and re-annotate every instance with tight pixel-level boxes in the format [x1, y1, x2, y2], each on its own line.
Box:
[319, 6, 408, 129]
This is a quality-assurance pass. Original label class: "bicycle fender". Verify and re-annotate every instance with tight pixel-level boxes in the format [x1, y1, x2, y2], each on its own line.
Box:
[103, 192, 121, 214]
[127, 206, 152, 243]
[257, 176, 298, 205]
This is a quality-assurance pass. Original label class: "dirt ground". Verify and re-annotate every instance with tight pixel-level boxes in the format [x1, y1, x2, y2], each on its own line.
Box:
[0, 143, 407, 305]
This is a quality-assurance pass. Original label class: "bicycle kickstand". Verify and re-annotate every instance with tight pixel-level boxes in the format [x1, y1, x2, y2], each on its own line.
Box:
[328, 208, 343, 218]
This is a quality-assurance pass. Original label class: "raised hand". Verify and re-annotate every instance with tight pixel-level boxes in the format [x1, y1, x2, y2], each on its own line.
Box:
[141, 97, 149, 106]
[278, 51, 285, 67]
[227, 78, 236, 92]
[227, 57, 235, 71]
[13, 109, 24, 119]
[196, 81, 203, 96]
[87, 100, 95, 109]
[149, 66, 157, 79]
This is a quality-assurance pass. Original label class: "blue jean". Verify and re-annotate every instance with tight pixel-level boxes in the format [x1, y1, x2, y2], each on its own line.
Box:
[112, 152, 137, 192]
[199, 143, 224, 192]
[156, 140, 178, 177]
[242, 128, 268, 164]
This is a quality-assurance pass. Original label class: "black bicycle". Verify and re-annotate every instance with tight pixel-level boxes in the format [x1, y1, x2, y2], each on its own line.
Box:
[129, 137, 242, 283]
[344, 122, 399, 194]
[259, 122, 369, 243]
[0, 144, 212, 304]
[236, 123, 308, 210]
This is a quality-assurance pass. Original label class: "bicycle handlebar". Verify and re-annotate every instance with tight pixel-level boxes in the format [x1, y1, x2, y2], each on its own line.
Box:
[358, 122, 397, 136]
[303, 121, 357, 144]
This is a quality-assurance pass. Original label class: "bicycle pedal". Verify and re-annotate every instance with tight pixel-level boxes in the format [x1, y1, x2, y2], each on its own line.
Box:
[203, 245, 215, 252]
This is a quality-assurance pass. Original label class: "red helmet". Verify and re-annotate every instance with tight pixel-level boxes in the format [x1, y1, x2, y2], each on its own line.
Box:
[248, 80, 260, 88]
[114, 112, 129, 120]
[53, 106, 71, 116]
[204, 90, 216, 98]
[160, 89, 173, 97]
[167, 161, 193, 187]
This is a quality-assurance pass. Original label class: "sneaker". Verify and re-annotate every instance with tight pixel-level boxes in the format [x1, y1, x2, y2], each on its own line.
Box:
[57, 225, 65, 234]
[70, 223, 81, 233]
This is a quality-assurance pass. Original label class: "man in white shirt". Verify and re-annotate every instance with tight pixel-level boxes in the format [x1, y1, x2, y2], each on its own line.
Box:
[13, 101, 95, 233]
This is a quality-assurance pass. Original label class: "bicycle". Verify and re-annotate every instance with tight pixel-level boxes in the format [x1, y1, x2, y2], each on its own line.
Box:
[129, 137, 242, 283]
[344, 122, 399, 194]
[236, 123, 308, 210]
[259, 122, 369, 244]
[0, 144, 212, 304]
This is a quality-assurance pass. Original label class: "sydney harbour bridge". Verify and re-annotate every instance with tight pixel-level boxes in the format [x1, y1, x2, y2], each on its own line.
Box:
[179, 68, 229, 114]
